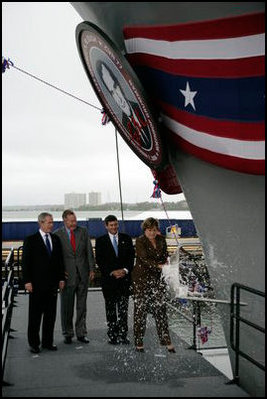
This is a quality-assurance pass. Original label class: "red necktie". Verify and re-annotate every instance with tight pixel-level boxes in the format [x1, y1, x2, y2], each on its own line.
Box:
[70, 229, 76, 252]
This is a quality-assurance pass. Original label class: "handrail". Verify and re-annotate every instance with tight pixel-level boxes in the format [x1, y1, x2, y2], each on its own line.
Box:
[167, 294, 246, 351]
[3, 248, 14, 281]
[230, 283, 265, 385]
[2, 254, 16, 385]
[4, 248, 14, 267]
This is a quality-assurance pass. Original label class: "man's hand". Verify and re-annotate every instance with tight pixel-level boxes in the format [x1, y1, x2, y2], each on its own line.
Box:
[25, 282, 33, 293]
[59, 281, 65, 291]
[89, 271, 95, 281]
[112, 269, 126, 279]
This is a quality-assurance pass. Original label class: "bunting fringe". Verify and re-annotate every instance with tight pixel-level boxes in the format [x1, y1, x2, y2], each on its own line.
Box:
[2, 57, 13, 73]
[101, 110, 110, 125]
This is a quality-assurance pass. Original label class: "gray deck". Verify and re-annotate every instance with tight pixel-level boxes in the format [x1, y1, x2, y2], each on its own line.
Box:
[3, 290, 249, 397]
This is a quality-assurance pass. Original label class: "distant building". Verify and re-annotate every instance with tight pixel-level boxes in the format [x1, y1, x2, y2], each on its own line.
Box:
[64, 193, 86, 209]
[88, 192, 101, 206]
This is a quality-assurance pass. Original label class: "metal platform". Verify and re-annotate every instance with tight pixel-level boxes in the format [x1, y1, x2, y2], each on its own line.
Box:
[2, 291, 250, 397]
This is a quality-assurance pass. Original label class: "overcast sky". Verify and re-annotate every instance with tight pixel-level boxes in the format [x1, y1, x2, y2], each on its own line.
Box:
[2, 2, 185, 206]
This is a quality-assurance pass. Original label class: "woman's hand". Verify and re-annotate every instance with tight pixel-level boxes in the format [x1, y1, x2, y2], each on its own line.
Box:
[25, 282, 33, 293]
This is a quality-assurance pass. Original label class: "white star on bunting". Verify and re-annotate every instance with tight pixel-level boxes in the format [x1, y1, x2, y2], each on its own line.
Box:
[179, 81, 197, 111]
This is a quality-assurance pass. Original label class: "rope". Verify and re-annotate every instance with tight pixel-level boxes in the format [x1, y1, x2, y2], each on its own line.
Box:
[159, 195, 179, 245]
[3, 57, 102, 111]
[151, 176, 179, 245]
[114, 128, 125, 231]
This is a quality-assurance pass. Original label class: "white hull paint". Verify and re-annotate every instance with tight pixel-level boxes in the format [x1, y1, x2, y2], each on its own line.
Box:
[71, 3, 265, 396]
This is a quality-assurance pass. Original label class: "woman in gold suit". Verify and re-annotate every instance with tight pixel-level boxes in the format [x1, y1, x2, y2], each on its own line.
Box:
[131, 217, 175, 353]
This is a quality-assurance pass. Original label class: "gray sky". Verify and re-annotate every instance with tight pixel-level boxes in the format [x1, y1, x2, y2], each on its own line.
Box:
[2, 2, 184, 206]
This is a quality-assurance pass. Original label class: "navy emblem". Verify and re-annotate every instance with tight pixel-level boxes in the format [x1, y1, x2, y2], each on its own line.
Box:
[76, 22, 163, 168]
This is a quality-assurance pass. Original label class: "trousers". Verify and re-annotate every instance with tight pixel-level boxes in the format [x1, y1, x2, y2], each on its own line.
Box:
[60, 273, 88, 338]
[133, 281, 171, 347]
[103, 293, 129, 340]
[27, 289, 57, 348]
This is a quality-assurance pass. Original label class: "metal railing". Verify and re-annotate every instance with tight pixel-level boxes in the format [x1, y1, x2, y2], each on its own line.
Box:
[167, 295, 247, 352]
[2, 247, 24, 291]
[166, 240, 227, 351]
[230, 283, 265, 384]
[3, 248, 14, 281]
[2, 249, 16, 385]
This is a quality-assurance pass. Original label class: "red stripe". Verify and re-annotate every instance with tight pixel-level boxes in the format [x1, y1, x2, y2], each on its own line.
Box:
[158, 102, 265, 141]
[167, 129, 265, 175]
[126, 54, 265, 78]
[124, 12, 265, 41]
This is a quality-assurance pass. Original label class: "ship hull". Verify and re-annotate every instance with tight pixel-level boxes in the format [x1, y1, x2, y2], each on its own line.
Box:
[71, 3, 265, 396]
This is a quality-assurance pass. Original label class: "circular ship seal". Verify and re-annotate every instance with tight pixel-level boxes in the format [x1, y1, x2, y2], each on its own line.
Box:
[76, 22, 163, 168]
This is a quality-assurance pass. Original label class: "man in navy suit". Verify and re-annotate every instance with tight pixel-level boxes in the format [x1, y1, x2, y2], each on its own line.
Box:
[22, 212, 65, 353]
[95, 215, 135, 344]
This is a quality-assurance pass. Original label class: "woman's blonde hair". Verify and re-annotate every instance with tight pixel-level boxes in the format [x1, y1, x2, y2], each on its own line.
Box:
[141, 217, 159, 231]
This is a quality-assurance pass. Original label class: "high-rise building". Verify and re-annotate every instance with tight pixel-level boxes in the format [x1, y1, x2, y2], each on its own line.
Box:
[88, 192, 101, 206]
[64, 193, 86, 209]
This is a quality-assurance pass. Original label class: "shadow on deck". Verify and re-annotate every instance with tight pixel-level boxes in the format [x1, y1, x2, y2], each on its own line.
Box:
[2, 291, 249, 397]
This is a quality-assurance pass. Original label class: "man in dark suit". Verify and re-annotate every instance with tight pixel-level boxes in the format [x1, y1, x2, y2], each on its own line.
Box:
[95, 215, 135, 344]
[22, 212, 65, 354]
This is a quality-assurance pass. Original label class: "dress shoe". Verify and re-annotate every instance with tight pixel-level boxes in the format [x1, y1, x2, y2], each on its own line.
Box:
[77, 336, 90, 344]
[167, 346, 176, 353]
[108, 338, 119, 345]
[64, 337, 72, 344]
[30, 346, 40, 354]
[119, 338, 130, 345]
[42, 344, 57, 351]
[135, 347, 145, 353]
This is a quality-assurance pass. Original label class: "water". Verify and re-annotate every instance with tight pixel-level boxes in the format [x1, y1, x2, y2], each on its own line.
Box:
[2, 210, 141, 222]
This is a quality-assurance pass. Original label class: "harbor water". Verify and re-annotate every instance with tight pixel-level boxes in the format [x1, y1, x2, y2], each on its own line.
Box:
[2, 210, 142, 222]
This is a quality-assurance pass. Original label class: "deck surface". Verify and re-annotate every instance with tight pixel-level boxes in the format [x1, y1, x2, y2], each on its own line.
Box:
[3, 290, 249, 397]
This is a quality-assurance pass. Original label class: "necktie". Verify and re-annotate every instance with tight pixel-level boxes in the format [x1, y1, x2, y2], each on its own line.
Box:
[45, 233, 52, 255]
[112, 235, 118, 257]
[70, 229, 76, 252]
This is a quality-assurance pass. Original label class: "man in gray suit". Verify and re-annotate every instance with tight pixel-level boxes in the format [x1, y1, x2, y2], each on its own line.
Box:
[54, 210, 96, 344]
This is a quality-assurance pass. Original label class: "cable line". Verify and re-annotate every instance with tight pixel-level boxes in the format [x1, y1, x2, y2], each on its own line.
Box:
[3, 57, 102, 111]
[115, 128, 125, 231]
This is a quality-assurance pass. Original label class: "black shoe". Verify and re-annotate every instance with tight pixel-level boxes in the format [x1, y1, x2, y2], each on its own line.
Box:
[30, 346, 40, 354]
[77, 336, 90, 344]
[135, 347, 145, 353]
[167, 347, 176, 353]
[119, 338, 130, 345]
[64, 337, 72, 344]
[108, 338, 119, 345]
[42, 344, 57, 351]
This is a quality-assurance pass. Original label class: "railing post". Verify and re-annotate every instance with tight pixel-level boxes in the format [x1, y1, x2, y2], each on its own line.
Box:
[229, 282, 265, 385]
[234, 285, 240, 384]
[188, 300, 201, 350]
[192, 305, 197, 350]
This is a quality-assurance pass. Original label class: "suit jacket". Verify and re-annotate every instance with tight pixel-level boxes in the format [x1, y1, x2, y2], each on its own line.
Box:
[132, 234, 168, 290]
[95, 233, 135, 296]
[22, 231, 65, 291]
[54, 225, 96, 287]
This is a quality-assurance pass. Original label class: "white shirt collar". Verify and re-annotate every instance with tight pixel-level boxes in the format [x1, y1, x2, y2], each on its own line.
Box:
[39, 229, 49, 238]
